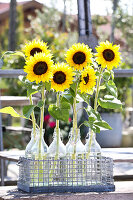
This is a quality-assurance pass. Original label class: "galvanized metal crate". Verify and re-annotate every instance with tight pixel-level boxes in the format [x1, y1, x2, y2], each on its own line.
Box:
[17, 155, 115, 193]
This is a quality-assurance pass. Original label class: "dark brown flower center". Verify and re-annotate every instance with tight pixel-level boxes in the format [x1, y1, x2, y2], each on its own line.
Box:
[33, 61, 48, 75]
[73, 51, 86, 64]
[53, 71, 66, 84]
[83, 74, 89, 85]
[103, 49, 115, 61]
[30, 48, 42, 56]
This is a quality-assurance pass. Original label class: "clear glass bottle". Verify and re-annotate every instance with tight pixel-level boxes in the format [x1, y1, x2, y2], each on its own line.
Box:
[85, 130, 101, 156]
[25, 128, 38, 158]
[85, 129, 102, 184]
[48, 128, 66, 158]
[48, 128, 66, 184]
[66, 128, 85, 156]
[66, 128, 85, 186]
[31, 129, 48, 159]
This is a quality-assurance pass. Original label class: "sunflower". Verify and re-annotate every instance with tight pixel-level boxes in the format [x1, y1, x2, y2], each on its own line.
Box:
[23, 39, 51, 58]
[65, 43, 92, 71]
[79, 66, 96, 94]
[51, 63, 75, 92]
[24, 53, 53, 84]
[95, 40, 121, 70]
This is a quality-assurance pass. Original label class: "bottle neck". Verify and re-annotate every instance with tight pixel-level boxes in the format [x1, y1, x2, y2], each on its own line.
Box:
[53, 128, 61, 140]
[69, 128, 80, 142]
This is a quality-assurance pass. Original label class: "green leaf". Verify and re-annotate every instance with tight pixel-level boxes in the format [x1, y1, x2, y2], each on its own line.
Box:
[0, 107, 22, 118]
[3, 51, 25, 58]
[99, 84, 106, 90]
[23, 105, 35, 119]
[105, 80, 117, 97]
[78, 92, 91, 104]
[70, 82, 77, 91]
[89, 116, 96, 125]
[95, 71, 100, 76]
[61, 93, 74, 106]
[27, 87, 38, 97]
[48, 101, 70, 122]
[98, 97, 122, 109]
[69, 87, 76, 97]
[45, 82, 51, 91]
[83, 121, 90, 127]
[37, 100, 44, 108]
[103, 70, 110, 81]
[94, 120, 112, 130]
[86, 105, 101, 121]
[92, 125, 100, 133]
[76, 94, 84, 102]
[104, 95, 115, 100]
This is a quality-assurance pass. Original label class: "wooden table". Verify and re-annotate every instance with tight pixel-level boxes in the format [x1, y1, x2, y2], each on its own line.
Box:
[0, 181, 133, 200]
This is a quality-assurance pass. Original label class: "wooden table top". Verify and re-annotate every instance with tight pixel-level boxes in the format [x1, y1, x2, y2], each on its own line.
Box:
[0, 181, 133, 200]
[0, 148, 133, 163]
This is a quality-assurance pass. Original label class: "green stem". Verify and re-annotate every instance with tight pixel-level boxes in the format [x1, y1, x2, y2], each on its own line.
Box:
[55, 92, 60, 159]
[29, 95, 36, 139]
[86, 129, 94, 159]
[94, 67, 103, 111]
[38, 83, 45, 158]
[87, 67, 103, 158]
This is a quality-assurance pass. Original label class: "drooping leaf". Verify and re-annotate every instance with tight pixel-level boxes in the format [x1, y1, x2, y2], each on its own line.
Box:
[0, 107, 22, 118]
[83, 121, 100, 133]
[94, 120, 112, 130]
[98, 97, 122, 109]
[27, 87, 38, 97]
[103, 70, 110, 81]
[104, 95, 115, 100]
[48, 101, 70, 122]
[76, 94, 85, 102]
[105, 80, 117, 97]
[86, 105, 102, 121]
[61, 92, 74, 105]
[99, 84, 106, 90]
[78, 92, 91, 104]
[23, 105, 35, 119]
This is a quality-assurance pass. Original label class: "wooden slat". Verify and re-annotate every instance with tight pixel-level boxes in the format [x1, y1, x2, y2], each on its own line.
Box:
[0, 182, 133, 199]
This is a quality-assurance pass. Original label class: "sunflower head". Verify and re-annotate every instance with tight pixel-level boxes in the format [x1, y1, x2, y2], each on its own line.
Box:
[95, 40, 121, 70]
[24, 52, 53, 84]
[51, 63, 75, 92]
[65, 43, 92, 71]
[79, 66, 96, 94]
[23, 39, 51, 59]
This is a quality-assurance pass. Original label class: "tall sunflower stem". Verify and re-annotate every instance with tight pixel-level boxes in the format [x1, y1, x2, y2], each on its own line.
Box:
[72, 80, 78, 160]
[29, 94, 36, 140]
[94, 67, 103, 111]
[55, 92, 60, 159]
[38, 83, 45, 158]
[87, 67, 103, 158]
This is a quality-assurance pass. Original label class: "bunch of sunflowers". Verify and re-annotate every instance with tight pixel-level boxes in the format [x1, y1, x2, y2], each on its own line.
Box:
[0, 40, 122, 159]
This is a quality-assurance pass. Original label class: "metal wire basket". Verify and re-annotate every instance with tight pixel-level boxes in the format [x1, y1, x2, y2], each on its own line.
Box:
[17, 154, 115, 193]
